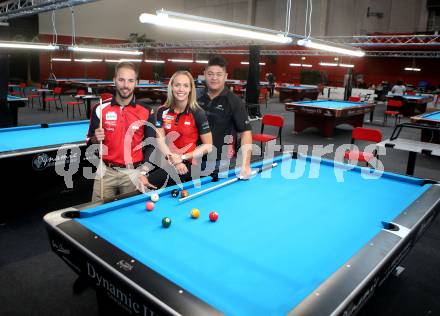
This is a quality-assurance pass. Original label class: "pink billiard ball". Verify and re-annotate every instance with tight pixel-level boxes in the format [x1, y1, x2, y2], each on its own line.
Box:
[146, 201, 155, 211]
[209, 211, 218, 222]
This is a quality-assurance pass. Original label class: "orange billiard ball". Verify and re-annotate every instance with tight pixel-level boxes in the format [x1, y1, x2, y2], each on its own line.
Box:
[181, 190, 189, 198]
[191, 208, 200, 219]
[209, 211, 218, 222]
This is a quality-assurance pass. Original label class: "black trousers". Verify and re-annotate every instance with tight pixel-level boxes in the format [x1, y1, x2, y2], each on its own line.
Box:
[147, 161, 193, 189]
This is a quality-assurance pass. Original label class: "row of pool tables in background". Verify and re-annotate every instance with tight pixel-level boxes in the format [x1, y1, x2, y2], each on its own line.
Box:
[45, 78, 168, 103]
[44, 153, 440, 316]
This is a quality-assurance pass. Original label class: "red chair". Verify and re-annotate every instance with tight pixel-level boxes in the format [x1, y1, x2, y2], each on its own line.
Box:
[384, 99, 403, 125]
[252, 114, 284, 156]
[259, 87, 269, 107]
[232, 85, 244, 98]
[44, 87, 63, 112]
[10, 83, 25, 96]
[66, 89, 86, 118]
[26, 83, 41, 108]
[348, 96, 361, 102]
[344, 127, 382, 167]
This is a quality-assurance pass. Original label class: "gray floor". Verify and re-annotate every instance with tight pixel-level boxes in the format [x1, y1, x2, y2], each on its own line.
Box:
[1, 95, 440, 316]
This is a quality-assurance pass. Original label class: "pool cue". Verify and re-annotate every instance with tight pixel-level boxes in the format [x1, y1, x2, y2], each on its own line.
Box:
[179, 162, 278, 203]
[99, 98, 104, 200]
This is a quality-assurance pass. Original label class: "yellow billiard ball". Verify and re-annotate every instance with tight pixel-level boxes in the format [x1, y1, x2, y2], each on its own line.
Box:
[191, 208, 200, 219]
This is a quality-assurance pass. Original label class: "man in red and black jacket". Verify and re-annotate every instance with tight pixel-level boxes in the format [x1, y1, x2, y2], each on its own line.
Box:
[87, 62, 156, 201]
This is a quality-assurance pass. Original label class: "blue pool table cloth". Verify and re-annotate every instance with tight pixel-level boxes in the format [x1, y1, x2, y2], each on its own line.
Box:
[0, 120, 89, 153]
[75, 154, 431, 315]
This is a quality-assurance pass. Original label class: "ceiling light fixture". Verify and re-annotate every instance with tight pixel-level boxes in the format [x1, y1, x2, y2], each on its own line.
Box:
[52, 58, 72, 62]
[69, 46, 142, 55]
[144, 59, 165, 63]
[74, 58, 103, 63]
[339, 63, 355, 68]
[139, 10, 292, 44]
[0, 41, 59, 51]
[241, 61, 266, 65]
[289, 63, 312, 67]
[319, 62, 338, 66]
[168, 59, 193, 63]
[404, 67, 421, 71]
[297, 39, 365, 57]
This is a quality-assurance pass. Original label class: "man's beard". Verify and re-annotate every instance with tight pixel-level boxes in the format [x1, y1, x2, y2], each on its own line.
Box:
[116, 89, 134, 100]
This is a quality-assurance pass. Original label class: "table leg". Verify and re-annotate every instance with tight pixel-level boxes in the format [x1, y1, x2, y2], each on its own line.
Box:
[42, 91, 46, 111]
[86, 99, 91, 119]
[406, 151, 417, 176]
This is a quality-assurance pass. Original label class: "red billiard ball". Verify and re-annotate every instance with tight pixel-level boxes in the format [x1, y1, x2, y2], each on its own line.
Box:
[209, 211, 218, 222]
[146, 201, 154, 211]
[181, 190, 189, 198]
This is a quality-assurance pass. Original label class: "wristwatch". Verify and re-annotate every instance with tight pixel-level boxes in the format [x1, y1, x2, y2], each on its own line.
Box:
[140, 170, 147, 176]
[181, 154, 187, 162]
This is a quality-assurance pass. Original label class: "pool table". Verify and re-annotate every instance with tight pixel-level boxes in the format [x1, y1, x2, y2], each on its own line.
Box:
[276, 85, 320, 102]
[72, 81, 168, 103]
[410, 111, 440, 143]
[386, 95, 434, 116]
[0, 120, 93, 221]
[45, 153, 440, 316]
[45, 78, 102, 90]
[285, 100, 375, 137]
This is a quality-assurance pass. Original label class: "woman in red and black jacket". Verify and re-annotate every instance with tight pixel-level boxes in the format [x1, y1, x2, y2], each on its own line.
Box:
[142, 71, 213, 189]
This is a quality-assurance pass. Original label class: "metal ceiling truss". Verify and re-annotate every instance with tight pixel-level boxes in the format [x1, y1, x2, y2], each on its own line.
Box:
[109, 34, 440, 50]
[318, 34, 440, 47]
[142, 48, 440, 58]
[0, 0, 99, 21]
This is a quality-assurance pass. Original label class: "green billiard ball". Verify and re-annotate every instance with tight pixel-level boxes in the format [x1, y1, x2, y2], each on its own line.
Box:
[162, 217, 171, 228]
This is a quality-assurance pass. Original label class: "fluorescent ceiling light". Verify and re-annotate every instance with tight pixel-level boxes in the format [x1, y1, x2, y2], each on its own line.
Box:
[297, 39, 365, 57]
[339, 63, 354, 68]
[139, 10, 292, 44]
[0, 41, 58, 50]
[195, 60, 209, 64]
[145, 59, 165, 63]
[75, 58, 103, 62]
[119, 59, 142, 62]
[52, 58, 72, 62]
[69, 46, 142, 55]
[240, 61, 266, 65]
[319, 62, 338, 66]
[404, 67, 421, 71]
[289, 63, 312, 67]
[168, 59, 193, 63]
[105, 59, 120, 63]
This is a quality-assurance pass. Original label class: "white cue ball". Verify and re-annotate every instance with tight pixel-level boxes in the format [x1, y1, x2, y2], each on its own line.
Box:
[150, 193, 159, 202]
